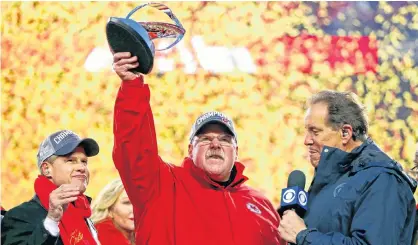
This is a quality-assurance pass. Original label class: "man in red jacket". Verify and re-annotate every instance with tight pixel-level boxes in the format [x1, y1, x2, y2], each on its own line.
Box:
[111, 52, 284, 245]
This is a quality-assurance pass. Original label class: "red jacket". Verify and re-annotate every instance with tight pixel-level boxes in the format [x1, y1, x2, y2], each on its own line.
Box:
[112, 77, 284, 245]
[95, 218, 132, 245]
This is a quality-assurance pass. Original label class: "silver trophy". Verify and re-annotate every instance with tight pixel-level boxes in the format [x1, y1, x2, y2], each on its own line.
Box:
[106, 2, 186, 74]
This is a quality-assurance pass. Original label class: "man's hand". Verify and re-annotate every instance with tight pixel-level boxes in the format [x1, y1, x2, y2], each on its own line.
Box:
[113, 52, 140, 81]
[47, 184, 80, 222]
[278, 210, 307, 244]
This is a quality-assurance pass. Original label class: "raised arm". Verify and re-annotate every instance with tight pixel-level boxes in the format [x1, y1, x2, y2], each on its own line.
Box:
[112, 52, 165, 210]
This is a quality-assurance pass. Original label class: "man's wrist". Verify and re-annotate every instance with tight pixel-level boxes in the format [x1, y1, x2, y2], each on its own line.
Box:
[43, 216, 60, 237]
[123, 75, 143, 84]
[296, 228, 318, 245]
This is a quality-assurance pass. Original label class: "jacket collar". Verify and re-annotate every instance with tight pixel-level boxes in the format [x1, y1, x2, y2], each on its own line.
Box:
[318, 138, 371, 172]
[349, 139, 416, 192]
[182, 157, 248, 190]
[310, 138, 417, 193]
[310, 138, 371, 192]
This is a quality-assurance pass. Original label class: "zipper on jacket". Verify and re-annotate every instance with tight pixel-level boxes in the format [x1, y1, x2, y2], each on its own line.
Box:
[223, 190, 236, 245]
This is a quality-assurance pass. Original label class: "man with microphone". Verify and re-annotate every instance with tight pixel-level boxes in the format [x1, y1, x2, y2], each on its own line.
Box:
[278, 90, 417, 244]
[277, 170, 309, 245]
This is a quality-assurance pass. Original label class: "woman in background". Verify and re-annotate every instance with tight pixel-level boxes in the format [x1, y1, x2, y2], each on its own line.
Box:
[91, 179, 135, 245]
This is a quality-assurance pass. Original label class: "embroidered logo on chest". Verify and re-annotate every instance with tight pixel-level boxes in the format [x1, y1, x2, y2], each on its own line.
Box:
[246, 202, 262, 214]
[69, 229, 83, 245]
[333, 183, 347, 198]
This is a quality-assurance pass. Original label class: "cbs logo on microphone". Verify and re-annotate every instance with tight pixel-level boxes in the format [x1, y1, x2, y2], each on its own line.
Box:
[282, 189, 308, 206]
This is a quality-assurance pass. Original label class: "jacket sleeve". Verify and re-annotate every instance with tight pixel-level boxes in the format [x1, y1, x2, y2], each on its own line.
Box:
[297, 173, 416, 245]
[1, 209, 60, 245]
[112, 77, 171, 211]
[263, 198, 287, 245]
[413, 213, 418, 245]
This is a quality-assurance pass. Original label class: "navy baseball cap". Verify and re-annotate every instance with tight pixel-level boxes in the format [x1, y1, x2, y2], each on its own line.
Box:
[189, 111, 237, 142]
[36, 130, 100, 167]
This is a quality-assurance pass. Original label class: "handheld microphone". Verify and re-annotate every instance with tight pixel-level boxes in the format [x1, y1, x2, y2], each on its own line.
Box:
[278, 170, 308, 217]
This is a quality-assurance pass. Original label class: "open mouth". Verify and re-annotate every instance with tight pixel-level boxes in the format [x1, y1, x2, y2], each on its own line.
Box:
[207, 155, 224, 160]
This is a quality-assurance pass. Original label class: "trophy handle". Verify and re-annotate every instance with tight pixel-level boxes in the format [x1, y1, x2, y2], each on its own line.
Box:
[126, 2, 185, 51]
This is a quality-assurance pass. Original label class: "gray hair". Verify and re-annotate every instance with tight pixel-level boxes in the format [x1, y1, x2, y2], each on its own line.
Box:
[39, 155, 58, 174]
[308, 90, 368, 142]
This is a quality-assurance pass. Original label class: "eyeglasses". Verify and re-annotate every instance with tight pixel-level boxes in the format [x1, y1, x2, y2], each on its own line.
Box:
[194, 134, 235, 147]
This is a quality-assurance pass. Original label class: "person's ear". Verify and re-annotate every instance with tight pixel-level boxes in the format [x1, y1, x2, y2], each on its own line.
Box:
[188, 143, 193, 158]
[40, 162, 52, 178]
[341, 124, 353, 144]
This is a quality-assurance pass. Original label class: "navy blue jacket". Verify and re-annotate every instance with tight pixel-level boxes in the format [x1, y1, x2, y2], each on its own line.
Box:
[297, 138, 417, 245]
[1, 195, 96, 245]
[1, 196, 64, 245]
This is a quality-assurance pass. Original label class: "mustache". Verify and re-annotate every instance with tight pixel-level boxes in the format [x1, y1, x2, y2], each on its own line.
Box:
[205, 149, 225, 160]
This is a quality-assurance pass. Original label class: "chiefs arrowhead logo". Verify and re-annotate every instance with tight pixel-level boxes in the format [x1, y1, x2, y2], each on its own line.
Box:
[246, 202, 262, 214]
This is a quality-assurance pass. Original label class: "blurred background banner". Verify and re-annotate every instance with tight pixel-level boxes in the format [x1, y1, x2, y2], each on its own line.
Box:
[1, 1, 417, 209]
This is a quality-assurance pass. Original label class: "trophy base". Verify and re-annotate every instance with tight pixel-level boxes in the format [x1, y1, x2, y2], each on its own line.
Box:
[106, 17, 155, 74]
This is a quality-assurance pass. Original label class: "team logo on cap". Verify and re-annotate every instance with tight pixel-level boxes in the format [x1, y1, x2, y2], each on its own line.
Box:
[38, 140, 53, 158]
[221, 117, 231, 126]
[246, 202, 262, 214]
